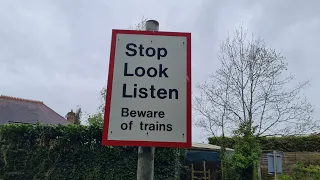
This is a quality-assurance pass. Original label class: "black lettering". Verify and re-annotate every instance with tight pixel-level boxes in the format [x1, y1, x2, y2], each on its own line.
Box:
[146, 47, 156, 57]
[125, 43, 137, 56]
[144, 123, 149, 130]
[138, 44, 145, 56]
[148, 123, 155, 131]
[124, 64, 168, 78]
[124, 63, 134, 76]
[122, 84, 179, 99]
[157, 89, 167, 99]
[122, 84, 132, 98]
[126, 44, 167, 60]
[159, 123, 166, 131]
[157, 48, 167, 60]
[135, 67, 145, 77]
[147, 111, 153, 118]
[137, 111, 146, 117]
[133, 84, 137, 98]
[121, 108, 129, 117]
[121, 123, 128, 130]
[138, 88, 148, 98]
[146, 67, 157, 77]
[169, 89, 179, 99]
[138, 122, 172, 131]
[159, 111, 165, 118]
[120, 108, 165, 118]
[150, 85, 156, 98]
[130, 110, 136, 117]
[159, 64, 168, 77]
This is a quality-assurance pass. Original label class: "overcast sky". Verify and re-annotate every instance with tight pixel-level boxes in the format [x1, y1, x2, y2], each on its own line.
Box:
[0, 0, 319, 143]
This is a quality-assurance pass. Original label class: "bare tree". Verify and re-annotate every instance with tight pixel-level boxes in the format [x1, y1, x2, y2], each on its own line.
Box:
[194, 26, 317, 137]
[129, 16, 148, 30]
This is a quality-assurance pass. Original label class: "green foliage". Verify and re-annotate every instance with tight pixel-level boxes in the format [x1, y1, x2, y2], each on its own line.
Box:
[179, 166, 191, 180]
[231, 136, 261, 180]
[276, 174, 292, 180]
[85, 88, 106, 127]
[0, 124, 184, 180]
[276, 163, 320, 180]
[74, 107, 82, 125]
[292, 162, 320, 180]
[220, 153, 237, 180]
[87, 113, 104, 127]
[218, 136, 261, 180]
[208, 135, 320, 152]
[217, 125, 261, 180]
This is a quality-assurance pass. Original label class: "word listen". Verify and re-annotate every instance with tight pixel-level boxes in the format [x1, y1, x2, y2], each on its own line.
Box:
[121, 43, 179, 100]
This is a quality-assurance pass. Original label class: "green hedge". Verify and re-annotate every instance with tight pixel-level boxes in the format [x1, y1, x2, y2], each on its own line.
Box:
[208, 135, 320, 152]
[0, 124, 185, 180]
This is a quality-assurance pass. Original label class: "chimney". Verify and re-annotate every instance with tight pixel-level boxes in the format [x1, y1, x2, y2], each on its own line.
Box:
[67, 109, 76, 124]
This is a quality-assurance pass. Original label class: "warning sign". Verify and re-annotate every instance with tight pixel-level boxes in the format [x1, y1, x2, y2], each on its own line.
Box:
[102, 29, 191, 148]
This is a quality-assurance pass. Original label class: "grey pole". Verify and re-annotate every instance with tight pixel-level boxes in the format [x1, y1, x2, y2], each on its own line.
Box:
[136, 19, 159, 180]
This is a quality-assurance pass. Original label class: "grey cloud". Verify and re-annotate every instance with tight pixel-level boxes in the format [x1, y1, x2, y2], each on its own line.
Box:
[0, 0, 319, 142]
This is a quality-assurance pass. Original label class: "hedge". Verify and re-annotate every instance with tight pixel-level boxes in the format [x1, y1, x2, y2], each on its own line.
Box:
[0, 124, 185, 180]
[208, 135, 320, 152]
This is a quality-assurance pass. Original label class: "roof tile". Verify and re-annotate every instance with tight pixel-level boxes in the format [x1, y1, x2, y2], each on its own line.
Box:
[0, 95, 70, 125]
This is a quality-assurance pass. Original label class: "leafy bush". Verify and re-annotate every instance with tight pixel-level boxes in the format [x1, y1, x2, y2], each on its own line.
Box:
[276, 174, 292, 180]
[0, 124, 185, 180]
[292, 162, 320, 180]
[208, 135, 320, 152]
[272, 163, 320, 180]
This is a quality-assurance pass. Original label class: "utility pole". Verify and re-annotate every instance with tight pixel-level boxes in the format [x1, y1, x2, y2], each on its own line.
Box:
[136, 20, 159, 180]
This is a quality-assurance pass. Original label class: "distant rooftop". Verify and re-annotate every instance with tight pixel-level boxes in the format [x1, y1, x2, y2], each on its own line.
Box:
[0, 95, 70, 125]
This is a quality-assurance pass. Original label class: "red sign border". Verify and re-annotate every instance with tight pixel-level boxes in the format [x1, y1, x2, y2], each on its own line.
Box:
[102, 29, 192, 148]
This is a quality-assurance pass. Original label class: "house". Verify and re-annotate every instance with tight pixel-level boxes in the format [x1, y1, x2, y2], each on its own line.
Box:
[0, 95, 72, 125]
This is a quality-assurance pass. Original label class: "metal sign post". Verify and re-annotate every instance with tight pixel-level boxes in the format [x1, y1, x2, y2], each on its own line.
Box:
[136, 20, 159, 180]
[101, 19, 192, 180]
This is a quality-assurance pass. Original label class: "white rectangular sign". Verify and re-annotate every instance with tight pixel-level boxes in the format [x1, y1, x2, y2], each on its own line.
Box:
[102, 29, 191, 148]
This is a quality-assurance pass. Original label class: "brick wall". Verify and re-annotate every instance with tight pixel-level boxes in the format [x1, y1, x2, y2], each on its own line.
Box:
[260, 152, 320, 180]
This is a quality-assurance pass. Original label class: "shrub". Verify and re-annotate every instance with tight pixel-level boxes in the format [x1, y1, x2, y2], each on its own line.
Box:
[208, 135, 320, 152]
[292, 162, 320, 180]
[276, 174, 292, 180]
[0, 124, 184, 180]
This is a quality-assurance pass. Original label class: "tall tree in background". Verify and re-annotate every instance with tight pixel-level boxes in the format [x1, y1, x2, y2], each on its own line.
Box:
[194, 25, 318, 180]
[87, 17, 148, 126]
[87, 88, 106, 126]
[194, 26, 317, 138]
[74, 106, 82, 125]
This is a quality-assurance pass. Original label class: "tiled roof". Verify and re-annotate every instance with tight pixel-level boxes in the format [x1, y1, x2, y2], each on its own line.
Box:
[0, 95, 70, 125]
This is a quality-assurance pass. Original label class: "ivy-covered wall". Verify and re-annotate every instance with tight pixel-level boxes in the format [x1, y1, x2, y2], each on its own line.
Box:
[208, 135, 320, 152]
[0, 124, 185, 180]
